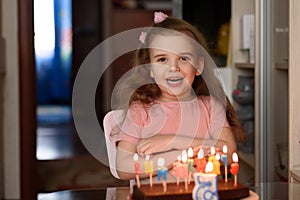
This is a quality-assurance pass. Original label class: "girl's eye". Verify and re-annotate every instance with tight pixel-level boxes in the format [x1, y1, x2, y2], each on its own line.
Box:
[157, 58, 167, 62]
[180, 56, 190, 61]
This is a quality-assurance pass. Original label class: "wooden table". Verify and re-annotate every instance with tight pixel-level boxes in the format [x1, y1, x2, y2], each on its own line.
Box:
[38, 182, 300, 200]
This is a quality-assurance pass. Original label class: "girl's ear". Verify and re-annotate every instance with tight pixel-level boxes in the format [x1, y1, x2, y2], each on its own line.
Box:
[195, 57, 204, 76]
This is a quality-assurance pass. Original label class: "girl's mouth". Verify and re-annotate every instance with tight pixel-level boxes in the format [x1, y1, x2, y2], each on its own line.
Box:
[166, 77, 184, 86]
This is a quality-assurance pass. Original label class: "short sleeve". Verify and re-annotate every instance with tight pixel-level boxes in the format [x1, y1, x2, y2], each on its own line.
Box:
[108, 103, 148, 146]
[201, 96, 230, 137]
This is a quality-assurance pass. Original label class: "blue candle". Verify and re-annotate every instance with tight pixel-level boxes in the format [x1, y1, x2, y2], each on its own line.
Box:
[157, 158, 168, 192]
[220, 145, 228, 182]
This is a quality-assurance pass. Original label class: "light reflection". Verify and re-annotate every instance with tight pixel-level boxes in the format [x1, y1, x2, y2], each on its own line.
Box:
[34, 0, 55, 58]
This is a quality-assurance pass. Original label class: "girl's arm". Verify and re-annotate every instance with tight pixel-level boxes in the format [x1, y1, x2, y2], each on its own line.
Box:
[137, 127, 237, 164]
[116, 140, 181, 180]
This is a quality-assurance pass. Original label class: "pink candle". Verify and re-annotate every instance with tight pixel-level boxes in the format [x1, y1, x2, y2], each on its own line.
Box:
[172, 155, 182, 185]
[230, 152, 239, 186]
[133, 153, 140, 188]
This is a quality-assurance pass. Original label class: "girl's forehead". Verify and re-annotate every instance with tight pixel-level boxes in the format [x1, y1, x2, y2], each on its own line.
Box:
[149, 34, 196, 54]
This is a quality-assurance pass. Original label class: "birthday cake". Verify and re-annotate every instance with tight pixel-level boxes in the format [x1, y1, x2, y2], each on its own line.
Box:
[131, 148, 251, 200]
[133, 178, 249, 200]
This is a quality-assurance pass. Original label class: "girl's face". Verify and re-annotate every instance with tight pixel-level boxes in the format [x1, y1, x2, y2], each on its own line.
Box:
[149, 34, 204, 102]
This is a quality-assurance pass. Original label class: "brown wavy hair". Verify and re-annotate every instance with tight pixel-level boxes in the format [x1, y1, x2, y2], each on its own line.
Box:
[113, 16, 245, 143]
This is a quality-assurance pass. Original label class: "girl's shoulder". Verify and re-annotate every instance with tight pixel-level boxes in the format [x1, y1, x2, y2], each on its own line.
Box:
[128, 101, 153, 122]
[197, 95, 224, 109]
[197, 95, 213, 105]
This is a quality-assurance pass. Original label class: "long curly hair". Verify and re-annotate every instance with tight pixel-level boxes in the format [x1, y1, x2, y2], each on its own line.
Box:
[113, 16, 245, 143]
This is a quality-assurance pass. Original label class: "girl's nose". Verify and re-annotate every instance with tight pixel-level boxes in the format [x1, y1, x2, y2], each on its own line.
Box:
[169, 60, 180, 72]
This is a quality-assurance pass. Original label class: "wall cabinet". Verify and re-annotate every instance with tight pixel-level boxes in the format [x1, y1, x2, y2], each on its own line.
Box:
[230, 0, 256, 184]
[232, 0, 300, 185]
[289, 0, 300, 184]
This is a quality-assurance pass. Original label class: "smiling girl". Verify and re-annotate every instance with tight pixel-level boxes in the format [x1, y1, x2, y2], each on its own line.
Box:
[105, 12, 245, 180]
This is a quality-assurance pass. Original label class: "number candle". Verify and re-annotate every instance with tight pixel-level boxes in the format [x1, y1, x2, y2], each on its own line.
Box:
[157, 157, 168, 192]
[230, 152, 239, 186]
[144, 154, 153, 187]
[133, 153, 140, 188]
[221, 145, 228, 182]
[187, 148, 194, 184]
[195, 148, 207, 173]
[192, 161, 218, 200]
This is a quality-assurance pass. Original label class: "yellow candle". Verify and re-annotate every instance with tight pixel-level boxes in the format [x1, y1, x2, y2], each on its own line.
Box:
[144, 154, 153, 187]
[212, 153, 221, 175]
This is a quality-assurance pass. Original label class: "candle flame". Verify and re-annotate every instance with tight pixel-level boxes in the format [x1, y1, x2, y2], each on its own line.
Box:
[198, 148, 204, 159]
[223, 145, 228, 154]
[205, 161, 213, 173]
[133, 153, 138, 161]
[188, 148, 193, 158]
[232, 152, 239, 162]
[210, 146, 215, 155]
[215, 153, 220, 160]
[181, 150, 187, 163]
[145, 154, 150, 161]
[157, 157, 165, 167]
[177, 155, 182, 162]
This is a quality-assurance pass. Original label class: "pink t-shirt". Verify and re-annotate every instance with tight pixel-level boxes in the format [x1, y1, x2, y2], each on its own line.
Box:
[108, 96, 229, 146]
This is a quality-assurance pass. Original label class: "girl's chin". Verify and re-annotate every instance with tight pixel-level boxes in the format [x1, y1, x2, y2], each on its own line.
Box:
[163, 89, 193, 101]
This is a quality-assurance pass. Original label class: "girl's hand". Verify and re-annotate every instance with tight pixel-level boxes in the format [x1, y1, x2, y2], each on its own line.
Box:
[137, 134, 175, 156]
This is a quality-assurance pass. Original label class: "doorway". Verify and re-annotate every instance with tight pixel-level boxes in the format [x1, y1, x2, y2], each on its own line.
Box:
[19, 1, 128, 199]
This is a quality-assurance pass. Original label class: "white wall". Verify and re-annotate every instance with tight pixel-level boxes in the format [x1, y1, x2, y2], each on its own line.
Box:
[1, 0, 20, 199]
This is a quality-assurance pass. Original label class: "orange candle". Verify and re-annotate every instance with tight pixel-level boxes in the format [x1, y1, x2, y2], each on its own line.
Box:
[195, 148, 207, 173]
[133, 153, 140, 188]
[230, 152, 239, 186]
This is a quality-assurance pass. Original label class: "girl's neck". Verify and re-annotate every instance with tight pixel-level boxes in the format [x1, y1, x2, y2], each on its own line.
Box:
[158, 94, 197, 102]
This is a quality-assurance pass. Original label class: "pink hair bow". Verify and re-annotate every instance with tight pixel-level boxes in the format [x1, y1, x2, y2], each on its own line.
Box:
[139, 32, 147, 43]
[154, 12, 168, 23]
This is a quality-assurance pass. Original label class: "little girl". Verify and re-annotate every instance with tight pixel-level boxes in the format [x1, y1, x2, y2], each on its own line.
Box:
[105, 12, 244, 180]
